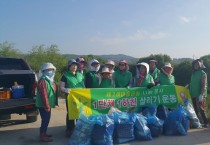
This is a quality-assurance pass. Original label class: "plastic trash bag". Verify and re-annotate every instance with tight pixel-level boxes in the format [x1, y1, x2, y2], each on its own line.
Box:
[91, 114, 114, 145]
[134, 113, 152, 140]
[163, 106, 189, 136]
[69, 111, 96, 145]
[142, 104, 157, 117]
[147, 115, 164, 137]
[112, 111, 137, 143]
[183, 98, 202, 128]
[157, 105, 169, 120]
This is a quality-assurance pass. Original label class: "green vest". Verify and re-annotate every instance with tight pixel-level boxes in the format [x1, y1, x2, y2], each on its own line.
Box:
[85, 71, 100, 88]
[64, 71, 84, 88]
[135, 74, 154, 87]
[114, 70, 132, 88]
[159, 73, 175, 85]
[99, 78, 114, 88]
[36, 76, 56, 108]
[150, 68, 160, 81]
[190, 70, 207, 98]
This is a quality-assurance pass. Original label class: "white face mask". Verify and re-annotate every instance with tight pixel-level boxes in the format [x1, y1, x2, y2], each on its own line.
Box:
[44, 70, 54, 78]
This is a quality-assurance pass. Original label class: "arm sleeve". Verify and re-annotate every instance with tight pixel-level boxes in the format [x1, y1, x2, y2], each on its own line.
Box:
[201, 73, 207, 96]
[37, 79, 50, 109]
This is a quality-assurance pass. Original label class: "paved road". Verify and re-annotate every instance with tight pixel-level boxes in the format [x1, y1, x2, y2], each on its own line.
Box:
[0, 98, 210, 145]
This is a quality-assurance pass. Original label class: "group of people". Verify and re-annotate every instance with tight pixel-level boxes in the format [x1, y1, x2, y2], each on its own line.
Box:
[35, 57, 208, 142]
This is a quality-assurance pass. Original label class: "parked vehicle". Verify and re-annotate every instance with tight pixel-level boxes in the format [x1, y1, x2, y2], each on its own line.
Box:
[0, 57, 38, 122]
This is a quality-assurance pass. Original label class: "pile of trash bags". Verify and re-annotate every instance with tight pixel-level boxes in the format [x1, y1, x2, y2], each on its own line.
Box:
[69, 99, 200, 145]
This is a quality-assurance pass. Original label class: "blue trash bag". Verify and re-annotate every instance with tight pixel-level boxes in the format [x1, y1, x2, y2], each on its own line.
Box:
[91, 114, 114, 145]
[147, 115, 164, 137]
[112, 112, 137, 144]
[183, 98, 202, 128]
[142, 104, 157, 118]
[163, 106, 189, 136]
[69, 111, 96, 145]
[157, 105, 169, 121]
[134, 114, 152, 141]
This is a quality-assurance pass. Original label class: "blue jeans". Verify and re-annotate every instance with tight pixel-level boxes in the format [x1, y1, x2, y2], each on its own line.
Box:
[39, 108, 51, 133]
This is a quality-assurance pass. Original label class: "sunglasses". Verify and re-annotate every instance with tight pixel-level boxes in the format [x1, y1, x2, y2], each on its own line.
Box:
[119, 63, 126, 66]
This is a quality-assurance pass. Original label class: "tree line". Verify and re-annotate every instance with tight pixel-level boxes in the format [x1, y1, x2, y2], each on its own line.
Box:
[0, 41, 210, 92]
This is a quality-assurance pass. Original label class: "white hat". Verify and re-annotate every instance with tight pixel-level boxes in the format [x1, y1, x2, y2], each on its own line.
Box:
[41, 63, 56, 72]
[163, 62, 172, 69]
[136, 62, 149, 74]
[105, 60, 115, 66]
[101, 67, 111, 74]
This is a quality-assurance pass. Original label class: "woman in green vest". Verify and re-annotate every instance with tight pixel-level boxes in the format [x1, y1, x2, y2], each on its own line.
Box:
[60, 59, 85, 137]
[134, 62, 154, 88]
[99, 67, 114, 88]
[36, 63, 57, 142]
[113, 60, 133, 88]
[149, 59, 160, 84]
[76, 57, 88, 78]
[85, 59, 101, 88]
[158, 63, 175, 85]
[189, 59, 208, 128]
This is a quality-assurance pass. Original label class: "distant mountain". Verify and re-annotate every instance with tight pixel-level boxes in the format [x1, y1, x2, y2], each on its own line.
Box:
[62, 54, 139, 63]
[62, 54, 193, 64]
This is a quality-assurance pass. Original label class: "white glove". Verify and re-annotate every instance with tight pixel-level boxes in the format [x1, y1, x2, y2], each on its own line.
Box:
[199, 95, 204, 102]
[185, 84, 189, 89]
[64, 88, 71, 93]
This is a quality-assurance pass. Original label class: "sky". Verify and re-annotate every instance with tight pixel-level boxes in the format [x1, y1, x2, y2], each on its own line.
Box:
[0, 0, 210, 59]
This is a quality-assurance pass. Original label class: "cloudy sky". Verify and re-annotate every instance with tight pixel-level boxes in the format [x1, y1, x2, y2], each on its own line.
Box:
[1, 0, 210, 59]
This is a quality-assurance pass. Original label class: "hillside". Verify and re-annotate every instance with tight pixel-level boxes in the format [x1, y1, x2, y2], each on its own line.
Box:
[63, 54, 193, 64]
[62, 54, 139, 63]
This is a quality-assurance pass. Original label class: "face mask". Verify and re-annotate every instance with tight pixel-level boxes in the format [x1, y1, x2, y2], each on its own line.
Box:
[44, 70, 54, 78]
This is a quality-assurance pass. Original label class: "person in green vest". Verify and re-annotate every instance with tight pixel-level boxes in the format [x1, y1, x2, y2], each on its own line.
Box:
[60, 59, 85, 137]
[149, 59, 160, 85]
[76, 57, 88, 78]
[189, 59, 208, 128]
[113, 60, 133, 88]
[99, 67, 114, 88]
[104, 60, 115, 74]
[36, 63, 57, 142]
[85, 59, 101, 88]
[134, 62, 154, 88]
[158, 62, 175, 85]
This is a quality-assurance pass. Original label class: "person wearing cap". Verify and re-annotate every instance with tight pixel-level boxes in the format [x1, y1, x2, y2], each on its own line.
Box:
[157, 62, 175, 85]
[76, 57, 87, 78]
[149, 59, 160, 84]
[85, 59, 101, 88]
[104, 60, 115, 74]
[36, 63, 57, 142]
[99, 67, 114, 88]
[189, 59, 208, 128]
[60, 59, 85, 137]
[134, 62, 154, 88]
[113, 59, 133, 88]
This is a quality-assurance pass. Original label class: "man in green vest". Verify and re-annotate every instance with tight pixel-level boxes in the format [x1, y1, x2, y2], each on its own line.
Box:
[189, 59, 208, 128]
[36, 63, 57, 142]
[60, 59, 85, 137]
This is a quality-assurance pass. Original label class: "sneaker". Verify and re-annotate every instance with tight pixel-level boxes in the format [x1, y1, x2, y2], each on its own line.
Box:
[66, 130, 72, 137]
[202, 124, 209, 128]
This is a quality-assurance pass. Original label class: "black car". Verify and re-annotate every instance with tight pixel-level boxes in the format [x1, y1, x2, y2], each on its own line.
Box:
[0, 57, 38, 122]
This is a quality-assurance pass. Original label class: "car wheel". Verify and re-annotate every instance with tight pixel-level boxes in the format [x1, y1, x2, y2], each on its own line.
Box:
[26, 115, 37, 123]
